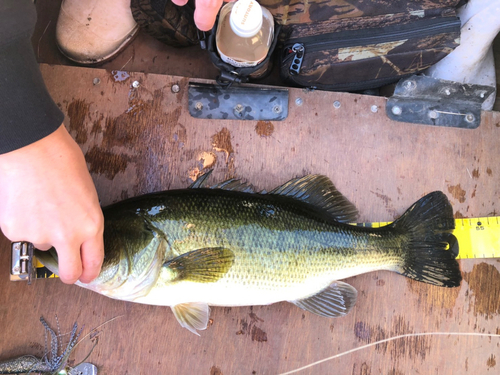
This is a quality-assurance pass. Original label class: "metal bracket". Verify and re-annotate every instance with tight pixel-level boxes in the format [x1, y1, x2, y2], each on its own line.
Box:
[11, 241, 34, 283]
[188, 82, 289, 121]
[386, 75, 495, 129]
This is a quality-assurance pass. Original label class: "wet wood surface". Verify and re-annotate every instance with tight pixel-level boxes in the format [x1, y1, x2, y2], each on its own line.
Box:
[1, 64, 500, 374]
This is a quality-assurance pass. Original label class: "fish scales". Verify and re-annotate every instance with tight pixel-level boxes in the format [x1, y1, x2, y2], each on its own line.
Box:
[35, 174, 461, 334]
[106, 190, 406, 306]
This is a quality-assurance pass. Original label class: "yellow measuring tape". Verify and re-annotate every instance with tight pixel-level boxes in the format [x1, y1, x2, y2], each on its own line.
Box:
[453, 216, 500, 259]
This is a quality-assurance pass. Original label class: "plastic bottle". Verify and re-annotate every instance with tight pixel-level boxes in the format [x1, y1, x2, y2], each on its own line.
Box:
[216, 0, 274, 74]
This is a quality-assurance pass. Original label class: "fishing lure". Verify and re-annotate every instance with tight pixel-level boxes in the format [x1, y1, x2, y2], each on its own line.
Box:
[0, 316, 95, 375]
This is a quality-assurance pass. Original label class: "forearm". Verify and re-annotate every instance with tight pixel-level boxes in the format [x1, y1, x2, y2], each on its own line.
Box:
[0, 0, 64, 154]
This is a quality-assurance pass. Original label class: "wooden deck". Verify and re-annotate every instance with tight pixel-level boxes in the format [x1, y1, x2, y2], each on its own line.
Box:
[1, 1, 500, 374]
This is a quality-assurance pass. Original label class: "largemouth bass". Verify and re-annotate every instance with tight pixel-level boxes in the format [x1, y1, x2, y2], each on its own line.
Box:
[36, 174, 461, 334]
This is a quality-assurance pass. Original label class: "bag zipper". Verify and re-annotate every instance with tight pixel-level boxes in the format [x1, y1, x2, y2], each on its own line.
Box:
[284, 16, 461, 77]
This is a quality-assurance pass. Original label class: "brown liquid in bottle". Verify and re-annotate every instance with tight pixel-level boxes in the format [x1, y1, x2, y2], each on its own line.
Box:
[216, 1, 274, 67]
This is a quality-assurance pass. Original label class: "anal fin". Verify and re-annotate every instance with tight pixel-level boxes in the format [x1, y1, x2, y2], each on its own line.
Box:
[290, 281, 358, 318]
[171, 302, 210, 335]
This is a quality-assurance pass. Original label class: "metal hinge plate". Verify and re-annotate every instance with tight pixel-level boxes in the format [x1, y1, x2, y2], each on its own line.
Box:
[188, 82, 289, 121]
[386, 75, 495, 129]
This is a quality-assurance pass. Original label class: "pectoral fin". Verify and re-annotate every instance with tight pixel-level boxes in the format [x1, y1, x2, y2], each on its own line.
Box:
[171, 302, 210, 335]
[163, 247, 234, 283]
[291, 281, 358, 318]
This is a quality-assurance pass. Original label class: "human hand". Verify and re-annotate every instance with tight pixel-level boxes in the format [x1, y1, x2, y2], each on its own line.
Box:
[171, 0, 230, 31]
[0, 125, 104, 284]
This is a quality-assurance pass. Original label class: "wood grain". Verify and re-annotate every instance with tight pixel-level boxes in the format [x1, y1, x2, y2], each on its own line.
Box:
[1, 65, 499, 375]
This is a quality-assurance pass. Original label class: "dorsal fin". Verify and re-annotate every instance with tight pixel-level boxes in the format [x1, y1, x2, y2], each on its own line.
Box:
[210, 179, 255, 193]
[189, 170, 213, 189]
[270, 175, 358, 223]
[191, 173, 356, 222]
[190, 169, 255, 193]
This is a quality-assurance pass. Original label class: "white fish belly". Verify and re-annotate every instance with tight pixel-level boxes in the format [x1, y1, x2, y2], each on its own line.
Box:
[132, 261, 395, 307]
[133, 279, 327, 307]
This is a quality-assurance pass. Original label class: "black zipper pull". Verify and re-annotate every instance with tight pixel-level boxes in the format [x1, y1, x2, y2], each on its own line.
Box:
[288, 43, 305, 76]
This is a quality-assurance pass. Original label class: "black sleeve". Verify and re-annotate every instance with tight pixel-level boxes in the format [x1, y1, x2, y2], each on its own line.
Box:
[0, 0, 64, 154]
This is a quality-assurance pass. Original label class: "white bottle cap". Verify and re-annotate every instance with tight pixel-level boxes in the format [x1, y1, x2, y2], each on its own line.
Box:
[229, 0, 263, 38]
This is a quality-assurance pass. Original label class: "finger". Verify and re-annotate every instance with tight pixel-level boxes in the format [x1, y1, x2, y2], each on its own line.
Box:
[171, 0, 189, 5]
[54, 243, 83, 284]
[79, 235, 104, 284]
[194, 0, 224, 31]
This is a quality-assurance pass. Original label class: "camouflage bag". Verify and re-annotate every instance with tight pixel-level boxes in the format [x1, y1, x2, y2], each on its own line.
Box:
[130, 0, 199, 47]
[262, 0, 463, 91]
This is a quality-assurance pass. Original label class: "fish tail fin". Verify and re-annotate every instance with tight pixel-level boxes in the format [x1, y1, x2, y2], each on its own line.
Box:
[391, 191, 462, 287]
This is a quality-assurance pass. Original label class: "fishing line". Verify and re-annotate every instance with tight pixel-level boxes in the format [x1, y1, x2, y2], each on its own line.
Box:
[72, 315, 124, 350]
[278, 331, 500, 375]
[68, 315, 125, 370]
[78, 315, 125, 342]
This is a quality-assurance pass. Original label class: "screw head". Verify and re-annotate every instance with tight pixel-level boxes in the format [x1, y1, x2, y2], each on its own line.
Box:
[391, 105, 402, 116]
[428, 110, 439, 119]
[371, 105, 378, 113]
[93, 78, 101, 85]
[333, 101, 341, 109]
[171, 84, 180, 93]
[194, 102, 203, 111]
[295, 97, 303, 106]
[273, 105, 282, 113]
[465, 113, 475, 123]
[233, 104, 245, 118]
[404, 80, 416, 90]
[132, 81, 140, 88]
